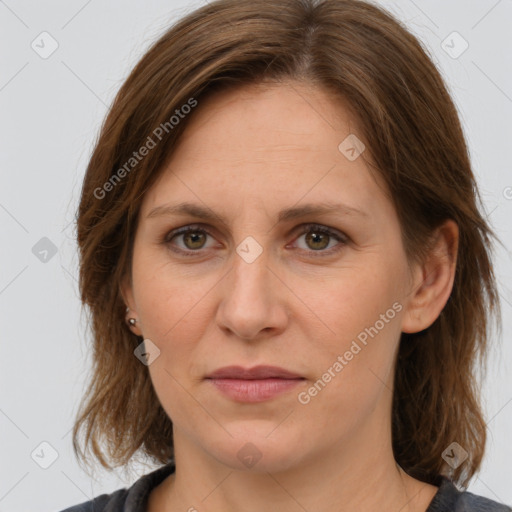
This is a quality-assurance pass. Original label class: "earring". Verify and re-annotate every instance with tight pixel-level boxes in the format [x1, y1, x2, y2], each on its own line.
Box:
[125, 307, 138, 327]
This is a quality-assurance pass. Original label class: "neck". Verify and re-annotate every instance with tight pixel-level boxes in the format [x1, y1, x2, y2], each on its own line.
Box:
[151, 413, 438, 512]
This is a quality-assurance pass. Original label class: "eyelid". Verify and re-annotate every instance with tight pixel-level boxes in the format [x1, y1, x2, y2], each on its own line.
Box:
[163, 223, 215, 242]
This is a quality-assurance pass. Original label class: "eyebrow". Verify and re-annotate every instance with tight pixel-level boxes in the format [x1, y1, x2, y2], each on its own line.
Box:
[146, 201, 368, 227]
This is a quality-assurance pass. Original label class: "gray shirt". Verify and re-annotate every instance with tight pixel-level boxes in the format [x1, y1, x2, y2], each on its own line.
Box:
[58, 462, 511, 512]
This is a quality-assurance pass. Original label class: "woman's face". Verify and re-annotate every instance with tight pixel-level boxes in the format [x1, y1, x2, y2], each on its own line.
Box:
[123, 81, 420, 472]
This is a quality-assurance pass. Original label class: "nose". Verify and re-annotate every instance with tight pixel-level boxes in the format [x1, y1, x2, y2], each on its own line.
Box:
[215, 246, 289, 341]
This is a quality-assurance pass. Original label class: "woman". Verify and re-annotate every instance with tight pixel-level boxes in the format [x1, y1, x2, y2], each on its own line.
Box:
[61, 0, 510, 510]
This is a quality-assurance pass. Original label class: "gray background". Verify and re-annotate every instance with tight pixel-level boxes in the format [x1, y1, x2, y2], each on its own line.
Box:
[1, 1, 511, 510]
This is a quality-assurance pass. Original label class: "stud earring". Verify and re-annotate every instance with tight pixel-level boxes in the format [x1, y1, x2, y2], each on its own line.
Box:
[125, 307, 138, 327]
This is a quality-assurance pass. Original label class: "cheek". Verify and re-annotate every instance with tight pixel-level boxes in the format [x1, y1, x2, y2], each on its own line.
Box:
[137, 270, 212, 429]
[133, 263, 220, 418]
[132, 245, 215, 339]
[148, 360, 210, 438]
[307, 262, 401, 343]
[296, 312, 401, 441]
[299, 264, 403, 406]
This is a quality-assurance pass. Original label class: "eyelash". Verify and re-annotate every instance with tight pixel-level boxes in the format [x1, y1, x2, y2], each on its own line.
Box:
[162, 223, 348, 258]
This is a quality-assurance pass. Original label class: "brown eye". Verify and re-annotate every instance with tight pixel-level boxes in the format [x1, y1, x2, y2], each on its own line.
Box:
[165, 226, 217, 255]
[304, 230, 330, 250]
[182, 231, 207, 250]
[293, 224, 348, 256]
[164, 223, 347, 258]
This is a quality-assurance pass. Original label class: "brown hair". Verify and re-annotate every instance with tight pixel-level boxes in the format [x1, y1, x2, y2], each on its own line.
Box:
[73, 0, 502, 487]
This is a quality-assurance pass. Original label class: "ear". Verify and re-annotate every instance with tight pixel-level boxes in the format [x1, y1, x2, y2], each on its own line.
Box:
[401, 219, 459, 334]
[120, 273, 144, 337]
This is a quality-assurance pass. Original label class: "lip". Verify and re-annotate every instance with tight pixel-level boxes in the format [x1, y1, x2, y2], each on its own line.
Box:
[206, 365, 304, 403]
[207, 365, 302, 380]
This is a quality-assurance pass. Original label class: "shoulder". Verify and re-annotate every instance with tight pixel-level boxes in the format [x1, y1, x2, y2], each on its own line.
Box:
[57, 489, 126, 512]
[428, 475, 511, 512]
[56, 462, 176, 512]
[456, 491, 512, 511]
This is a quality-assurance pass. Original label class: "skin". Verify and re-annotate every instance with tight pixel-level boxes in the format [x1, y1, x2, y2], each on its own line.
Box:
[122, 80, 459, 512]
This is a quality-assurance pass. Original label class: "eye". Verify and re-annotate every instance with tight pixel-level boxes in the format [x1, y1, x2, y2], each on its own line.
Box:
[164, 225, 217, 255]
[291, 224, 348, 256]
[162, 223, 348, 258]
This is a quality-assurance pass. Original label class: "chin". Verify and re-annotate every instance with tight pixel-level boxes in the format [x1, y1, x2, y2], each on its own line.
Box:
[199, 423, 310, 473]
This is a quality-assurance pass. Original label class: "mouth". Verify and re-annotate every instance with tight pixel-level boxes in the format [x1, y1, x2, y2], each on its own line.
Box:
[205, 365, 305, 403]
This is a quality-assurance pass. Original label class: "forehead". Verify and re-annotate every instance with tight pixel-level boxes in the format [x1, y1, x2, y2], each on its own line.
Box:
[178, 80, 363, 149]
[141, 80, 388, 217]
